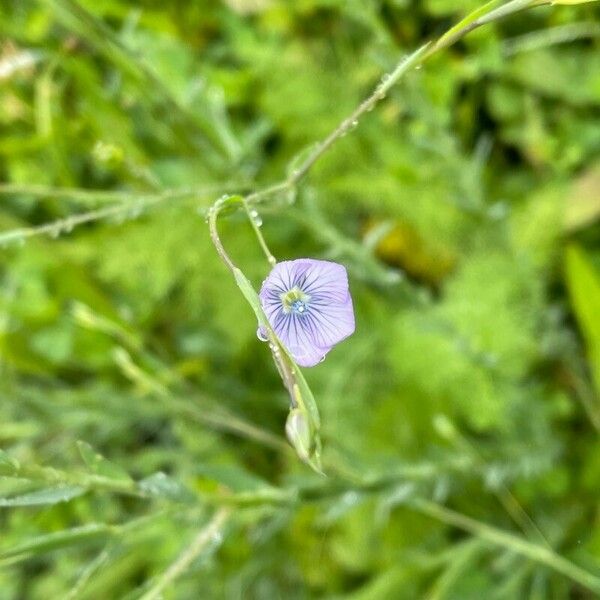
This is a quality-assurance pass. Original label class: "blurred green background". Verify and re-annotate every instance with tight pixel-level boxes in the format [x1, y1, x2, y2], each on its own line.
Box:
[1, 0, 600, 598]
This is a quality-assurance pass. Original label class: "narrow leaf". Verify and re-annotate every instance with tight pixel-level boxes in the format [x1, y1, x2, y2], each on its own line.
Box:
[0, 524, 112, 564]
[565, 245, 600, 395]
[0, 450, 20, 476]
[0, 485, 85, 507]
[138, 472, 195, 502]
[77, 441, 132, 482]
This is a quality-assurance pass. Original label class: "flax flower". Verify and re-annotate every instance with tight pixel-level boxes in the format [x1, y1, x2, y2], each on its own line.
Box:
[258, 259, 355, 367]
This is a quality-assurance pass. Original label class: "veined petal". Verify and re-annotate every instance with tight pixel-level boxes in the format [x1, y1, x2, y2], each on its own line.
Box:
[258, 259, 356, 367]
[297, 294, 355, 350]
[280, 317, 329, 367]
[291, 260, 350, 302]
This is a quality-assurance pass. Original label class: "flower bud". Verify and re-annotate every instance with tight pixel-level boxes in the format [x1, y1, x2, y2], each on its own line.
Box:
[286, 408, 312, 463]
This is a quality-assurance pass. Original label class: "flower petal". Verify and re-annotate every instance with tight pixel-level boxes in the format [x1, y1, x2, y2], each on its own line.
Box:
[258, 259, 355, 367]
[298, 294, 355, 350]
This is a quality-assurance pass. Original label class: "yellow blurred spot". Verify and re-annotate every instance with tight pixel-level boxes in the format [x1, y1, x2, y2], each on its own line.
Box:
[366, 219, 456, 285]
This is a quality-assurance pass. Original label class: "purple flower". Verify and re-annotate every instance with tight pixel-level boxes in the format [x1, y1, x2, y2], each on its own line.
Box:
[258, 259, 355, 367]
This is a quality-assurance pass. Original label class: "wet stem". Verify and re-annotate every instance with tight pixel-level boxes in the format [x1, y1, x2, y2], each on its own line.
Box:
[208, 0, 556, 273]
[242, 198, 276, 266]
[200, 0, 600, 591]
[0, 3, 561, 249]
[139, 507, 232, 600]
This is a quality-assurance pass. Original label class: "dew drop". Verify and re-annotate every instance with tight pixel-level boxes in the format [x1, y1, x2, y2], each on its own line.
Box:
[374, 87, 386, 100]
[257, 328, 268, 342]
[249, 209, 262, 227]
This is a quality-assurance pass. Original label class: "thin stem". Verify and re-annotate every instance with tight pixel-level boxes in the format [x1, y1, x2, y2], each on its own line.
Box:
[425, 539, 486, 600]
[112, 346, 288, 450]
[411, 499, 600, 595]
[65, 546, 112, 600]
[246, 181, 291, 206]
[438, 418, 550, 547]
[0, 184, 239, 247]
[209, 0, 557, 256]
[286, 43, 431, 185]
[45, 0, 240, 162]
[207, 201, 238, 273]
[0, 183, 245, 205]
[139, 507, 231, 600]
[571, 369, 600, 434]
[282, 0, 551, 188]
[243, 199, 276, 266]
[1, 459, 142, 498]
[0, 202, 150, 247]
[502, 22, 600, 56]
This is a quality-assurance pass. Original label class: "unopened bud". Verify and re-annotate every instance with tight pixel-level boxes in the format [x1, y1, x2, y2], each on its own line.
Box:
[286, 409, 312, 463]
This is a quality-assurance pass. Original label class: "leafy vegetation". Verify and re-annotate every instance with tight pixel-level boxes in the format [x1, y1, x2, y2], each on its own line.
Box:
[1, 0, 599, 597]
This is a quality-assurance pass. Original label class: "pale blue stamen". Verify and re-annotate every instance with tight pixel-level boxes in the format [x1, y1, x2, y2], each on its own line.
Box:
[280, 286, 310, 314]
[291, 299, 307, 314]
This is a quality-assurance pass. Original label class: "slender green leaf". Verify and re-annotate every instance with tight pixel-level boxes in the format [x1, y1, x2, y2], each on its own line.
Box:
[0, 450, 20, 476]
[0, 485, 85, 507]
[0, 524, 113, 564]
[77, 441, 132, 483]
[565, 245, 600, 395]
[138, 472, 195, 503]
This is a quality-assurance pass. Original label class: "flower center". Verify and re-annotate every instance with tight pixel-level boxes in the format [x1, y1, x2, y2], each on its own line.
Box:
[280, 287, 311, 315]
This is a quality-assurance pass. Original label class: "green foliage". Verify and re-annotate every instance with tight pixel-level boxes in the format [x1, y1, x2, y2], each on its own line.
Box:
[565, 245, 600, 396]
[1, 0, 600, 598]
